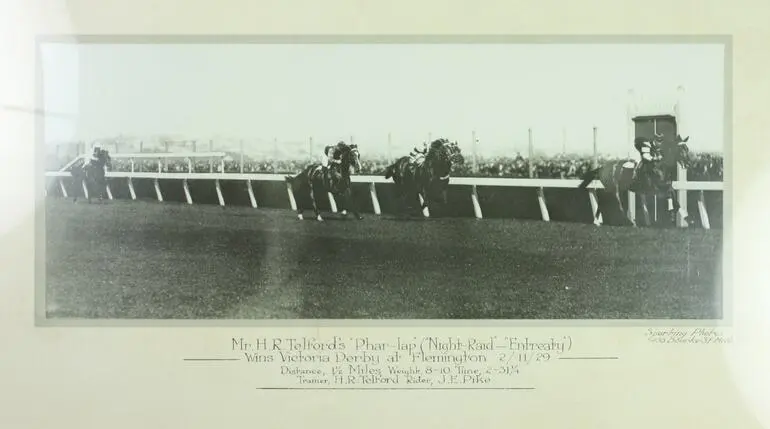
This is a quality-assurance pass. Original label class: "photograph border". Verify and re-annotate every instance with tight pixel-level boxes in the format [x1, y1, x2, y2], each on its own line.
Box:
[35, 34, 733, 328]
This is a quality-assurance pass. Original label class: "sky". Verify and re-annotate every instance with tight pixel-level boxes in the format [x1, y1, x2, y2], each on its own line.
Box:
[40, 42, 725, 158]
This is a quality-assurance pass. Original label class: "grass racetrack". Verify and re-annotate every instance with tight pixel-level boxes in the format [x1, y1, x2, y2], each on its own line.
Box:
[44, 198, 723, 320]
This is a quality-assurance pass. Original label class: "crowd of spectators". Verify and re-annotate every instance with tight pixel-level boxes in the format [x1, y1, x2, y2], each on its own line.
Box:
[49, 152, 724, 182]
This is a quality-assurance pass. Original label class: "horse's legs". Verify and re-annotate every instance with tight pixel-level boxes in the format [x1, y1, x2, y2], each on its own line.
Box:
[346, 189, 363, 220]
[308, 181, 323, 221]
[418, 187, 430, 211]
[402, 189, 415, 217]
[394, 188, 407, 216]
[337, 192, 350, 217]
[342, 189, 363, 220]
[592, 191, 602, 225]
[436, 188, 448, 218]
[594, 205, 602, 226]
[393, 183, 410, 217]
[416, 191, 429, 217]
[640, 194, 651, 226]
[664, 191, 677, 225]
[99, 178, 107, 201]
[615, 190, 634, 226]
[665, 188, 688, 226]
[334, 192, 349, 217]
[286, 173, 305, 220]
[400, 190, 413, 217]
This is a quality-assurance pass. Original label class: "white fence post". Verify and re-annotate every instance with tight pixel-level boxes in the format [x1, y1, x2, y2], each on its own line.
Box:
[369, 183, 381, 215]
[537, 187, 550, 222]
[215, 180, 225, 206]
[588, 188, 602, 226]
[154, 179, 163, 202]
[127, 178, 136, 200]
[247, 180, 258, 208]
[471, 185, 483, 219]
[286, 181, 297, 211]
[183, 179, 193, 204]
[697, 190, 711, 229]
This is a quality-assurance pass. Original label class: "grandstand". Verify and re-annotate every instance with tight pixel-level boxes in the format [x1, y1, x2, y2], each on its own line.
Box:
[45, 138, 724, 182]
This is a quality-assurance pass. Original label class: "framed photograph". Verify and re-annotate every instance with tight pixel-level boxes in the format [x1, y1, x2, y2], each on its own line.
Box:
[2, 1, 768, 428]
[40, 40, 725, 321]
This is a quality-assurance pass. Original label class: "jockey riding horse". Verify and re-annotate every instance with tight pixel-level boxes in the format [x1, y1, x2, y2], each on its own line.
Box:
[578, 132, 690, 226]
[71, 144, 112, 203]
[629, 135, 665, 193]
[285, 141, 363, 221]
[384, 138, 464, 216]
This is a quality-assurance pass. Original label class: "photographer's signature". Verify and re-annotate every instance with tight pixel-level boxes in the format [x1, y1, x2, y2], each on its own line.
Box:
[645, 328, 732, 344]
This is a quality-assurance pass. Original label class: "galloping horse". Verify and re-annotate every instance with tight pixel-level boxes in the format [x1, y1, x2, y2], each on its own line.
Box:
[578, 134, 690, 226]
[384, 138, 464, 217]
[70, 148, 112, 203]
[285, 143, 363, 221]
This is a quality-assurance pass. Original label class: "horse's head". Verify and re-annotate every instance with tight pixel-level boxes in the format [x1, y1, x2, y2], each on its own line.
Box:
[337, 143, 361, 175]
[446, 141, 465, 166]
[425, 138, 456, 177]
[100, 149, 112, 169]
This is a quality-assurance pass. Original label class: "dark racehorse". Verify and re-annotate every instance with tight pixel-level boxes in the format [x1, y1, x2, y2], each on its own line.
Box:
[70, 149, 112, 203]
[285, 143, 363, 221]
[384, 138, 464, 217]
[578, 134, 690, 226]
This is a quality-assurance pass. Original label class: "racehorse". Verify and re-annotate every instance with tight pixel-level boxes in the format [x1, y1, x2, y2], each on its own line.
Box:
[70, 149, 112, 203]
[384, 138, 464, 217]
[285, 143, 363, 221]
[577, 134, 690, 226]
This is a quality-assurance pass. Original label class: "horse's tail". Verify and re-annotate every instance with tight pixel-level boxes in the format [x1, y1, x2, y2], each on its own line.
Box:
[578, 167, 600, 190]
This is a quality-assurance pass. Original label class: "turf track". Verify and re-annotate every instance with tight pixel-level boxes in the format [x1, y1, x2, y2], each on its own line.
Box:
[44, 198, 723, 319]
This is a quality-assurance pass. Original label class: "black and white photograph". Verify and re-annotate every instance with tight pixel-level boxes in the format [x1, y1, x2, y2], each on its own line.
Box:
[40, 39, 726, 320]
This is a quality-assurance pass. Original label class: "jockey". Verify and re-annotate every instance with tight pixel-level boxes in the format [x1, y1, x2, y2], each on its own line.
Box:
[633, 136, 660, 180]
[85, 143, 101, 167]
[409, 141, 428, 165]
[321, 143, 343, 169]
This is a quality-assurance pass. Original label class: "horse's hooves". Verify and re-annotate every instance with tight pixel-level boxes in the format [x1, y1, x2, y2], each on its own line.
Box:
[297, 214, 304, 220]
[316, 216, 324, 222]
